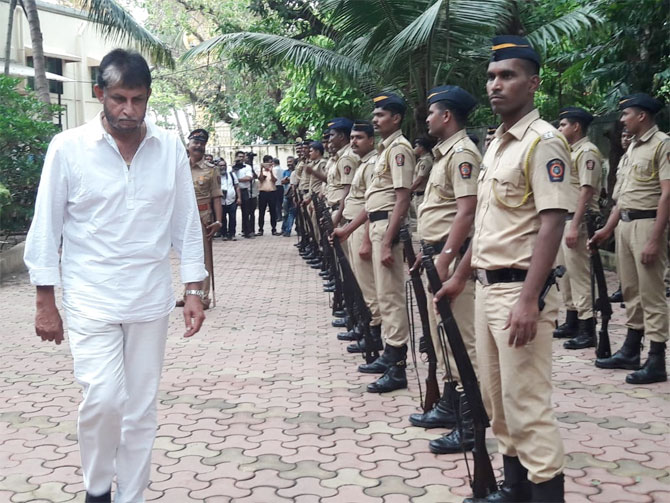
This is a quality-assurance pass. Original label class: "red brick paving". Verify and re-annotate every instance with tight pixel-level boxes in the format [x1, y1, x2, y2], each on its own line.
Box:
[1, 225, 669, 502]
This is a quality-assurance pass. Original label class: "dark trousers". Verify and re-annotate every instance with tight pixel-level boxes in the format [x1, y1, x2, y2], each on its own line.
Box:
[222, 202, 237, 237]
[258, 191, 277, 232]
[282, 196, 296, 235]
[241, 189, 256, 236]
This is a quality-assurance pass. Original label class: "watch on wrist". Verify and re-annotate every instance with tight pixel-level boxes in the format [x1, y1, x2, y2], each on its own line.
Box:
[185, 289, 204, 299]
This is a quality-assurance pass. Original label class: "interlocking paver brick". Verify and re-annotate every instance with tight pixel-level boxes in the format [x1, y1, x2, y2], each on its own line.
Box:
[2, 229, 668, 503]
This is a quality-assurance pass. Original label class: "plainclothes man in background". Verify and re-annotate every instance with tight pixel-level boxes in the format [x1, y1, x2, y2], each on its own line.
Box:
[219, 157, 241, 241]
[24, 49, 207, 503]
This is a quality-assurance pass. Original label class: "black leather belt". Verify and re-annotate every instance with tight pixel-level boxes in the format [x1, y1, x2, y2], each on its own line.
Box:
[620, 209, 657, 222]
[476, 268, 527, 286]
[415, 191, 425, 196]
[565, 213, 574, 221]
[302, 190, 309, 194]
[369, 210, 389, 222]
[330, 203, 340, 211]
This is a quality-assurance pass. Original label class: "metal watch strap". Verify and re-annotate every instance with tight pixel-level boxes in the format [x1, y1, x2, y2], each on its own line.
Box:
[185, 289, 204, 298]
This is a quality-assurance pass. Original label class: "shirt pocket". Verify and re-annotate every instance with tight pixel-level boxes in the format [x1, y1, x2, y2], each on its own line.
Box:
[631, 157, 655, 182]
[492, 164, 524, 206]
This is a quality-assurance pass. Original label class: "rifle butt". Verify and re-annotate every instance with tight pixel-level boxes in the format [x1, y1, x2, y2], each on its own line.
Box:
[596, 328, 612, 359]
[471, 427, 497, 498]
[423, 376, 441, 413]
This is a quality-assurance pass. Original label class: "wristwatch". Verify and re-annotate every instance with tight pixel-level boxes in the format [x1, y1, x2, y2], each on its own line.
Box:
[185, 289, 204, 299]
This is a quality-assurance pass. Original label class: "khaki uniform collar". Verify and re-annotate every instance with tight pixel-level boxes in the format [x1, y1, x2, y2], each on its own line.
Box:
[433, 129, 467, 160]
[571, 136, 590, 152]
[635, 125, 659, 145]
[379, 129, 403, 152]
[497, 109, 540, 141]
[359, 149, 376, 163]
[335, 144, 349, 160]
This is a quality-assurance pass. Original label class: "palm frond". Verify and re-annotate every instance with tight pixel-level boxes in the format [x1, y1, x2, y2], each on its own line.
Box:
[526, 4, 604, 56]
[77, 0, 174, 68]
[182, 32, 375, 82]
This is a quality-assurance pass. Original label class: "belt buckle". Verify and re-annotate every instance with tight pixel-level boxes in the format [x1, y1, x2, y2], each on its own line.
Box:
[476, 269, 489, 286]
[620, 210, 631, 222]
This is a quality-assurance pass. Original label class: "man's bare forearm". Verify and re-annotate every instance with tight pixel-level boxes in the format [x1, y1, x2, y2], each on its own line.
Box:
[384, 188, 410, 245]
[573, 185, 595, 227]
[36, 285, 57, 308]
[650, 184, 670, 243]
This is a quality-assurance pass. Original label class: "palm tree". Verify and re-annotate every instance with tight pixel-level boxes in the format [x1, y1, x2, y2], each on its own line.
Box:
[183, 0, 602, 134]
[10, 0, 174, 104]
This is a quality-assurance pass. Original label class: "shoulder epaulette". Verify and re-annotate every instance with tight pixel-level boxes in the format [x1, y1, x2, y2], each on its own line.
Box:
[542, 131, 555, 140]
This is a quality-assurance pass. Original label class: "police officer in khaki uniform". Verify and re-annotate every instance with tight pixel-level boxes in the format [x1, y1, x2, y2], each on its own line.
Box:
[336, 121, 381, 351]
[552, 107, 603, 349]
[438, 36, 569, 502]
[406, 86, 481, 456]
[334, 93, 415, 393]
[591, 93, 669, 385]
[325, 118, 359, 229]
[408, 138, 434, 230]
[179, 129, 222, 310]
[304, 141, 328, 252]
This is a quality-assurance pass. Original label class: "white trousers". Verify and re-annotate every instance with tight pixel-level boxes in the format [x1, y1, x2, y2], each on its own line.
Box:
[66, 313, 169, 503]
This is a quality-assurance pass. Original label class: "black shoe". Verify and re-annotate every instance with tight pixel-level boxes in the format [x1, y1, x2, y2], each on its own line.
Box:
[563, 318, 596, 350]
[271, 230, 279, 235]
[310, 262, 323, 269]
[85, 490, 112, 503]
[409, 381, 459, 429]
[429, 425, 474, 454]
[609, 286, 624, 303]
[530, 473, 564, 503]
[255, 231, 263, 236]
[338, 329, 359, 341]
[323, 280, 336, 288]
[367, 360, 407, 393]
[333, 309, 346, 318]
[324, 285, 336, 293]
[463, 456, 531, 503]
[358, 341, 398, 374]
[230, 236, 237, 241]
[319, 270, 331, 278]
[626, 342, 667, 384]
[306, 258, 321, 265]
[553, 310, 578, 339]
[347, 337, 365, 353]
[596, 328, 643, 370]
[332, 317, 347, 328]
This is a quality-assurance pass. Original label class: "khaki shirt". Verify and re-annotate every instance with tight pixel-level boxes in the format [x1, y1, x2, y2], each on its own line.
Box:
[615, 125, 670, 211]
[191, 159, 223, 205]
[417, 130, 481, 243]
[414, 153, 434, 193]
[471, 109, 572, 271]
[343, 150, 377, 221]
[326, 145, 359, 206]
[290, 169, 299, 186]
[365, 129, 415, 212]
[567, 136, 602, 213]
[611, 154, 629, 203]
[298, 160, 311, 192]
[309, 158, 327, 194]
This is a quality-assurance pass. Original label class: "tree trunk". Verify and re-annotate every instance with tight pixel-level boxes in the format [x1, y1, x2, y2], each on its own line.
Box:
[23, 0, 50, 104]
[172, 106, 186, 146]
[4, 0, 18, 75]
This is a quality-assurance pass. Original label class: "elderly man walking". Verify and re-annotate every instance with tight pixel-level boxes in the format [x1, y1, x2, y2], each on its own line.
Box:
[24, 49, 207, 503]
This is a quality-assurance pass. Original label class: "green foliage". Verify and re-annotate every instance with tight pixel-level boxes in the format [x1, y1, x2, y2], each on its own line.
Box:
[0, 76, 59, 232]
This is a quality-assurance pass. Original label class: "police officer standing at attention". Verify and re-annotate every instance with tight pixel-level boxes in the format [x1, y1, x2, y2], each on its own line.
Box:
[438, 36, 570, 502]
[408, 86, 481, 456]
[591, 94, 669, 385]
[325, 118, 358, 230]
[553, 107, 603, 349]
[334, 93, 415, 393]
[178, 129, 222, 310]
[409, 138, 434, 230]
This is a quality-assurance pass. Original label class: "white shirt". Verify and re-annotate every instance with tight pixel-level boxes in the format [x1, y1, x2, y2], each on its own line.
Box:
[220, 169, 238, 205]
[273, 165, 283, 186]
[233, 164, 253, 189]
[24, 114, 207, 323]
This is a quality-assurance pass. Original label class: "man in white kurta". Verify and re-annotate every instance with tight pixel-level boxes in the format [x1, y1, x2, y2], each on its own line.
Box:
[23, 49, 207, 503]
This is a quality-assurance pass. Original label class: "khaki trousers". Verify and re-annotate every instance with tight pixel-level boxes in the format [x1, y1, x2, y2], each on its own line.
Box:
[475, 281, 564, 483]
[308, 202, 321, 242]
[369, 219, 408, 346]
[183, 210, 211, 306]
[425, 262, 476, 383]
[349, 224, 381, 326]
[409, 194, 423, 232]
[616, 219, 669, 342]
[560, 220, 592, 320]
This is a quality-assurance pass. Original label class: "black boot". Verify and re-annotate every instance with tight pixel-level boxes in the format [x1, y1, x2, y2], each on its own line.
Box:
[338, 327, 359, 341]
[609, 285, 623, 303]
[429, 392, 474, 453]
[553, 310, 577, 339]
[530, 473, 564, 503]
[332, 317, 348, 328]
[409, 381, 459, 429]
[85, 490, 112, 503]
[323, 285, 336, 293]
[464, 456, 531, 502]
[626, 341, 667, 384]
[347, 337, 366, 353]
[358, 339, 395, 374]
[333, 309, 346, 318]
[563, 318, 596, 350]
[595, 328, 643, 370]
[367, 345, 407, 393]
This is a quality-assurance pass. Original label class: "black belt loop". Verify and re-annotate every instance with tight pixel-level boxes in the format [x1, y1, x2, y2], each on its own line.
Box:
[565, 213, 574, 221]
[476, 268, 528, 285]
[331, 203, 340, 211]
[620, 209, 657, 222]
[369, 210, 389, 223]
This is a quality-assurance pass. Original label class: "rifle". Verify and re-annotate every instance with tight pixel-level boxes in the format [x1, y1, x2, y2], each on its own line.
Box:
[319, 199, 380, 364]
[538, 265, 566, 312]
[399, 226, 440, 413]
[421, 245, 497, 499]
[585, 212, 612, 359]
[315, 196, 346, 318]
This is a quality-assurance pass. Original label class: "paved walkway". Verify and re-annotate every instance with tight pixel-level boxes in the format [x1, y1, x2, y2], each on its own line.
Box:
[1, 228, 669, 502]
